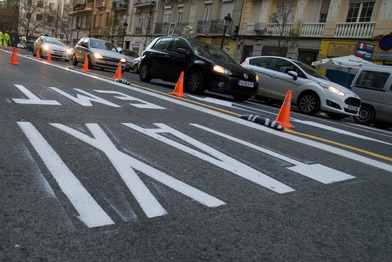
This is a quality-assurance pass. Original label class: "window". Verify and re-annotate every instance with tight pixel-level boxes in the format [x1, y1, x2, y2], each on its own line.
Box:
[170, 38, 188, 51]
[346, 1, 374, 22]
[36, 14, 42, 21]
[37, 1, 43, 7]
[152, 38, 172, 51]
[47, 16, 54, 23]
[203, 4, 211, 21]
[176, 7, 183, 25]
[49, 2, 55, 11]
[355, 71, 390, 89]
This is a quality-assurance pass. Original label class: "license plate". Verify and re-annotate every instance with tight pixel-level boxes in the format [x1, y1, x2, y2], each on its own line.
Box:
[238, 80, 254, 87]
[107, 61, 118, 66]
[348, 105, 359, 111]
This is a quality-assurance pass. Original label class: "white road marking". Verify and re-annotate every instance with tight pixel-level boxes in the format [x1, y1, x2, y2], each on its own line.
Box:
[49, 87, 121, 107]
[50, 123, 226, 217]
[17, 122, 115, 228]
[122, 123, 295, 194]
[192, 124, 355, 184]
[94, 90, 166, 109]
[294, 120, 392, 146]
[12, 84, 61, 105]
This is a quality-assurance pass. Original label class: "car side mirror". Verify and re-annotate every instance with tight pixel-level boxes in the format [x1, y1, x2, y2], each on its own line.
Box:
[119, 50, 123, 54]
[175, 47, 188, 55]
[288, 71, 298, 80]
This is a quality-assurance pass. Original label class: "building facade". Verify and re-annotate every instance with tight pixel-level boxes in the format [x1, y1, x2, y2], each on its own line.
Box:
[20, 0, 392, 68]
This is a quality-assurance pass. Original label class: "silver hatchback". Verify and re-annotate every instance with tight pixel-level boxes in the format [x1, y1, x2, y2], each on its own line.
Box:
[242, 56, 361, 119]
[72, 37, 126, 71]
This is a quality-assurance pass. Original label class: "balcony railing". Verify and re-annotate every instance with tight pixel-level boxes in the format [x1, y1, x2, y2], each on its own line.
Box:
[95, 0, 105, 8]
[196, 20, 232, 35]
[134, 0, 156, 8]
[335, 22, 375, 38]
[112, 1, 128, 10]
[153, 22, 188, 35]
[72, 2, 92, 12]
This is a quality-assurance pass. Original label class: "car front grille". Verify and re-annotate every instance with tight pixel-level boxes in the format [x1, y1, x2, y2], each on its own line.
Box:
[345, 97, 361, 107]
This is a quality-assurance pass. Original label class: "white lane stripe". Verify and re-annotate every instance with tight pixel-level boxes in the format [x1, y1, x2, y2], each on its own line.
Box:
[191, 124, 355, 184]
[294, 120, 392, 146]
[17, 122, 114, 228]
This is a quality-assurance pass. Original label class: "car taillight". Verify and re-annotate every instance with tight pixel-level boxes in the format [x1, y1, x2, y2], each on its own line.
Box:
[240, 61, 245, 66]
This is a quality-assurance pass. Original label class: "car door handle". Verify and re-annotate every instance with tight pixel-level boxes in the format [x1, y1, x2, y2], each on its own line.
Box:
[164, 55, 171, 58]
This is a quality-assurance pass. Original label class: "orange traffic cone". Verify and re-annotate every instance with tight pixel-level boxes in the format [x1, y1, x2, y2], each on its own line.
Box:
[17, 47, 21, 54]
[112, 62, 123, 79]
[47, 52, 52, 62]
[81, 56, 89, 72]
[170, 71, 186, 98]
[9, 49, 20, 65]
[275, 90, 294, 128]
[1, 44, 4, 50]
[36, 49, 40, 59]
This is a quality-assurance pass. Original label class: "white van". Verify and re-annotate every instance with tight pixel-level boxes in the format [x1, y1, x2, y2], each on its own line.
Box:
[350, 65, 392, 128]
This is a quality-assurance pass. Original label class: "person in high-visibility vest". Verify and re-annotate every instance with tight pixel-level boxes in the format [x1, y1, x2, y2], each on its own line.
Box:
[3, 32, 10, 49]
[0, 31, 3, 48]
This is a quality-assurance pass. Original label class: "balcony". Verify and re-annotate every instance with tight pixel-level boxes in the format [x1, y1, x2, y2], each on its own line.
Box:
[134, 0, 156, 8]
[335, 22, 375, 38]
[96, 0, 105, 8]
[196, 20, 232, 35]
[70, 2, 92, 13]
[263, 23, 324, 38]
[112, 0, 128, 11]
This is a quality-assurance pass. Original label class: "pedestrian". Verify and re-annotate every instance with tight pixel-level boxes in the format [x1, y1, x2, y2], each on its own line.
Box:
[0, 31, 3, 48]
[4, 32, 10, 49]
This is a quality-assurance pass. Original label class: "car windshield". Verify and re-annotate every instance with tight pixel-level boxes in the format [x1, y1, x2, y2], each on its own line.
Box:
[293, 60, 329, 80]
[123, 50, 138, 57]
[90, 39, 118, 51]
[189, 41, 234, 63]
[43, 37, 66, 46]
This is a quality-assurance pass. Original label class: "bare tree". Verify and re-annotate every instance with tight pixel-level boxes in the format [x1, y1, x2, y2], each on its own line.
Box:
[264, 0, 302, 56]
[0, 0, 20, 43]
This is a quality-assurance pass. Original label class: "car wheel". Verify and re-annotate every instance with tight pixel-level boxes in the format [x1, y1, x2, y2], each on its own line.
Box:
[65, 59, 69, 63]
[139, 62, 151, 82]
[327, 113, 346, 120]
[133, 64, 138, 74]
[354, 104, 375, 125]
[185, 69, 204, 94]
[72, 54, 78, 66]
[297, 91, 320, 115]
[233, 94, 249, 102]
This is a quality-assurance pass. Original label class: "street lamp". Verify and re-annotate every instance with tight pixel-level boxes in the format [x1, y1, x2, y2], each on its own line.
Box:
[76, 25, 81, 41]
[220, 13, 232, 50]
[122, 21, 128, 48]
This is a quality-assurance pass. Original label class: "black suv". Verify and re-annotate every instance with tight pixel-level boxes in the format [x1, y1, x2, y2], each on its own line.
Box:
[139, 36, 259, 101]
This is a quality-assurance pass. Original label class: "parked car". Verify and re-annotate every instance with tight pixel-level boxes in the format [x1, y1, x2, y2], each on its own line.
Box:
[72, 37, 126, 71]
[131, 56, 141, 73]
[33, 36, 72, 62]
[139, 36, 259, 101]
[241, 56, 361, 119]
[118, 48, 139, 72]
[350, 65, 392, 128]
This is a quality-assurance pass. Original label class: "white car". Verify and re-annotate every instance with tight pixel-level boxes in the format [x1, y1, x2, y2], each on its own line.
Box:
[72, 37, 126, 71]
[33, 36, 72, 62]
[17, 42, 26, 49]
[241, 56, 361, 119]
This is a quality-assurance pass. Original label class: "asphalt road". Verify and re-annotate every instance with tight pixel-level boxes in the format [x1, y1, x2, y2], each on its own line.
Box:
[1, 49, 392, 261]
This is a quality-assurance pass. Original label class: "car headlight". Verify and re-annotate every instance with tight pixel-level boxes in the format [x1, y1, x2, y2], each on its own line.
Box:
[93, 53, 103, 59]
[255, 74, 259, 82]
[320, 83, 345, 96]
[43, 44, 50, 51]
[213, 65, 232, 76]
[66, 48, 73, 54]
[120, 58, 127, 63]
